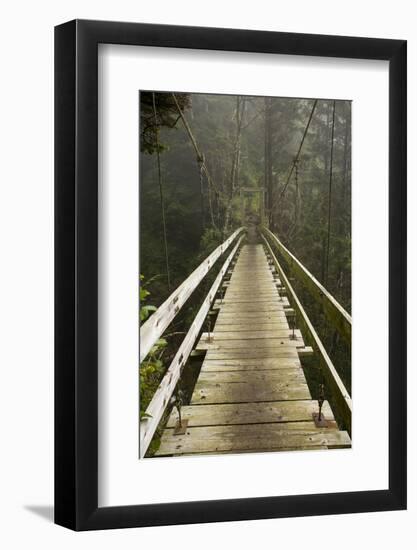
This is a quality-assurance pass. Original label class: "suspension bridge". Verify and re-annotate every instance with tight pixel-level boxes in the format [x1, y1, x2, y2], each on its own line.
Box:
[139, 93, 351, 458]
[140, 225, 351, 458]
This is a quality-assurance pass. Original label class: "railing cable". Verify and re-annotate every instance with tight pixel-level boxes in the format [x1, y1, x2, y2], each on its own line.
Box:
[278, 99, 318, 201]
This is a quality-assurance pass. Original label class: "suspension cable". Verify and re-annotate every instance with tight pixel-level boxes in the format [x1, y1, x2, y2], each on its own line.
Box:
[288, 158, 300, 242]
[152, 92, 171, 291]
[325, 100, 336, 287]
[279, 99, 318, 200]
[198, 158, 206, 229]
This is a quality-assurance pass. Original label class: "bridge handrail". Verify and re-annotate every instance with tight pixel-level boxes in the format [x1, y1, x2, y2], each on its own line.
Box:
[140, 234, 245, 457]
[140, 227, 245, 363]
[262, 227, 351, 345]
[262, 234, 352, 434]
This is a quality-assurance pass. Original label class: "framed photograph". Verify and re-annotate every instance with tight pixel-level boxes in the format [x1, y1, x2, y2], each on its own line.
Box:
[55, 20, 406, 530]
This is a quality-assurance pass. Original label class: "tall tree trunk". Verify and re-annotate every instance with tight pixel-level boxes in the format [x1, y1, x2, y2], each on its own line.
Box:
[342, 102, 351, 236]
[321, 101, 333, 281]
[223, 96, 245, 235]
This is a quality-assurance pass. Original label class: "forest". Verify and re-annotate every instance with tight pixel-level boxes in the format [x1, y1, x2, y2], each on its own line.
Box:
[139, 91, 351, 456]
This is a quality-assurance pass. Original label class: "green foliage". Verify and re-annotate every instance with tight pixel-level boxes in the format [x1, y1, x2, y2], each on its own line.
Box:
[140, 305, 156, 322]
[139, 337, 167, 412]
[198, 227, 223, 259]
[140, 92, 191, 154]
[139, 277, 167, 416]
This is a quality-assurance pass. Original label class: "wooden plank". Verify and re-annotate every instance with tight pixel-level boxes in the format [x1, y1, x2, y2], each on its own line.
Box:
[202, 329, 300, 340]
[197, 368, 305, 384]
[297, 346, 314, 356]
[166, 446, 330, 456]
[201, 358, 302, 371]
[225, 288, 279, 292]
[139, 235, 244, 457]
[196, 341, 305, 351]
[218, 297, 279, 304]
[232, 267, 270, 270]
[222, 297, 280, 301]
[191, 379, 311, 404]
[229, 275, 274, 278]
[234, 264, 269, 267]
[231, 269, 271, 272]
[225, 282, 280, 289]
[224, 290, 279, 297]
[166, 400, 335, 427]
[219, 296, 281, 301]
[263, 227, 351, 344]
[195, 334, 305, 351]
[156, 423, 351, 455]
[228, 278, 277, 283]
[215, 316, 289, 325]
[231, 265, 270, 268]
[140, 227, 244, 362]
[216, 311, 289, 319]
[214, 322, 290, 332]
[214, 301, 290, 311]
[205, 349, 302, 360]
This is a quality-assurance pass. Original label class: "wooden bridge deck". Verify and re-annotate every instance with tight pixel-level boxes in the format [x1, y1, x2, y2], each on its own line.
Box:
[155, 244, 351, 457]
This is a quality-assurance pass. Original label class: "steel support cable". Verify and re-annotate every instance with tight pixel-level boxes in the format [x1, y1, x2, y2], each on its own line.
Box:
[152, 92, 172, 291]
[198, 160, 206, 229]
[325, 100, 336, 287]
[278, 99, 318, 201]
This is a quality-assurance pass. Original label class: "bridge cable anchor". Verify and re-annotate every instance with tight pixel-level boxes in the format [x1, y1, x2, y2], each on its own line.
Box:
[312, 383, 329, 428]
[172, 389, 188, 435]
[206, 317, 212, 342]
[289, 313, 297, 340]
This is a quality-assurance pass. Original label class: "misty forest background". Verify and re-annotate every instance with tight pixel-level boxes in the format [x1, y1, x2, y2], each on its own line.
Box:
[139, 92, 351, 445]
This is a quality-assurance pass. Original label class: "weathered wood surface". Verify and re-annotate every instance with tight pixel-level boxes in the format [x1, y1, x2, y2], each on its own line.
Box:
[201, 358, 302, 371]
[200, 329, 302, 341]
[204, 348, 307, 360]
[197, 368, 303, 382]
[156, 423, 351, 455]
[216, 311, 289, 322]
[196, 339, 306, 351]
[140, 227, 244, 362]
[214, 322, 290, 332]
[154, 243, 351, 457]
[166, 400, 334, 427]
[191, 377, 311, 404]
[213, 300, 290, 310]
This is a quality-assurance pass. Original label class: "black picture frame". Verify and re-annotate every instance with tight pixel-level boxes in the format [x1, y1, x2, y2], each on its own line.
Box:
[55, 19, 407, 531]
